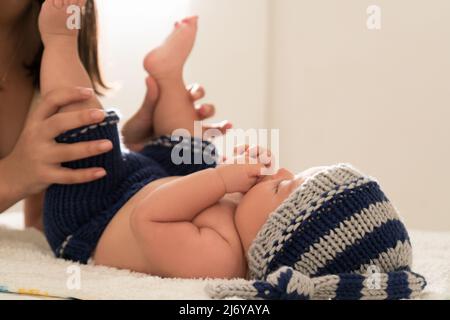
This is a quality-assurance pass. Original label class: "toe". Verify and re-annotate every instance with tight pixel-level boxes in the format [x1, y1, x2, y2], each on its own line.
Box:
[182, 16, 199, 27]
[197, 104, 215, 119]
[189, 84, 205, 101]
[53, 0, 63, 9]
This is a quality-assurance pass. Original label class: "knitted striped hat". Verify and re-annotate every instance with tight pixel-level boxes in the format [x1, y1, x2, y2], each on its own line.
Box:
[207, 164, 426, 300]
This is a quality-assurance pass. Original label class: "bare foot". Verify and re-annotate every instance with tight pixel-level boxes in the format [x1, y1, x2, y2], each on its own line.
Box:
[38, 0, 86, 45]
[144, 16, 198, 81]
[38, 0, 102, 113]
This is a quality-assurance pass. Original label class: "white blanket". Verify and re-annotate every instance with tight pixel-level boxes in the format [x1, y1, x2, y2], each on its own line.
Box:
[0, 212, 449, 300]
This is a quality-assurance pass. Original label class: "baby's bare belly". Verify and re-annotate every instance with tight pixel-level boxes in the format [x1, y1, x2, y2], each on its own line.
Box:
[93, 176, 242, 275]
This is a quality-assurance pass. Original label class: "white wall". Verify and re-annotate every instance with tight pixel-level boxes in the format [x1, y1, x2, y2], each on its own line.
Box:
[97, 0, 191, 118]
[7, 1, 450, 233]
[98, 0, 270, 130]
[269, 0, 450, 231]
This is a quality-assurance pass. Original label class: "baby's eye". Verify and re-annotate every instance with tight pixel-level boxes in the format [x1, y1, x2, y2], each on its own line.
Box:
[274, 181, 281, 193]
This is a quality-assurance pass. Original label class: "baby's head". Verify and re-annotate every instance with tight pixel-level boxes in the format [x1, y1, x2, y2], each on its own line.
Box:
[210, 164, 427, 300]
[235, 166, 326, 255]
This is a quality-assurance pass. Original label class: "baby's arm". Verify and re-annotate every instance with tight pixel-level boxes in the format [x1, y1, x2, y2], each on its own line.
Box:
[136, 169, 225, 223]
[130, 163, 266, 279]
[133, 161, 266, 223]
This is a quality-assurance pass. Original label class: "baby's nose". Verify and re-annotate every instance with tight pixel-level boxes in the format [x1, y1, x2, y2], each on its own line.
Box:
[273, 168, 294, 180]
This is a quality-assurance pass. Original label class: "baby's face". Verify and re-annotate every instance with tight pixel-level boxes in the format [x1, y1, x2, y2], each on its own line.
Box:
[235, 166, 328, 255]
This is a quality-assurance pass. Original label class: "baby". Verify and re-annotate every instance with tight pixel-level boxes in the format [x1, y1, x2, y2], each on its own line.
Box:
[39, 1, 426, 300]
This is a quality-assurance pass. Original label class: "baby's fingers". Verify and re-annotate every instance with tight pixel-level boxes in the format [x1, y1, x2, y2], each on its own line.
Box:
[241, 147, 272, 167]
[234, 145, 250, 156]
[247, 163, 270, 178]
[247, 146, 272, 166]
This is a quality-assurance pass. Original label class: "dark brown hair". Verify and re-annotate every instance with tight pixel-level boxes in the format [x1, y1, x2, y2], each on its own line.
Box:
[28, 0, 107, 94]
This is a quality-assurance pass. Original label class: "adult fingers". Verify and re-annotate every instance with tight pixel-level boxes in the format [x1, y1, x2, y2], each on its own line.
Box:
[32, 87, 94, 121]
[50, 167, 107, 185]
[51, 140, 113, 164]
[44, 109, 106, 138]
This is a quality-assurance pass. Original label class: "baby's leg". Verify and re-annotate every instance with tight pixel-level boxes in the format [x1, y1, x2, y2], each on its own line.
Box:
[38, 1, 161, 263]
[144, 17, 200, 137]
[39, 0, 102, 112]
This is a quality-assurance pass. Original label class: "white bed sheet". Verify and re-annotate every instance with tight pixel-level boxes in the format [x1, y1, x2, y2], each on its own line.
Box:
[1, 212, 449, 300]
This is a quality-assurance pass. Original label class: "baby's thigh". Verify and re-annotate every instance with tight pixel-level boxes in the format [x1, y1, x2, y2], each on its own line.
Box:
[94, 208, 150, 274]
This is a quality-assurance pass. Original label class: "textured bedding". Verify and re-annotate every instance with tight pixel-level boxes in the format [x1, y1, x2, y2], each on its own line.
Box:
[0, 212, 449, 300]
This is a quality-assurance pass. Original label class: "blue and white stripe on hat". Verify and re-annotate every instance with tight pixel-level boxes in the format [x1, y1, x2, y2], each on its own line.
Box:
[207, 164, 426, 300]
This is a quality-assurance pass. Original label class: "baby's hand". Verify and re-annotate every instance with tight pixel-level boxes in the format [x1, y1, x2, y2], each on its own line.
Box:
[217, 146, 272, 193]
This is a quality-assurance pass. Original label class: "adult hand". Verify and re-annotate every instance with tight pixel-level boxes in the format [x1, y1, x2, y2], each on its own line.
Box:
[122, 76, 233, 152]
[1, 87, 113, 199]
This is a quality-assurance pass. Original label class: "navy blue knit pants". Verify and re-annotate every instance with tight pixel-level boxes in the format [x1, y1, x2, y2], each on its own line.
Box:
[44, 110, 217, 264]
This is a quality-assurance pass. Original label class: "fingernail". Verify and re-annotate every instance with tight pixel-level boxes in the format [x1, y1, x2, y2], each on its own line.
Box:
[94, 170, 107, 178]
[79, 87, 94, 97]
[91, 109, 105, 121]
[99, 141, 113, 151]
